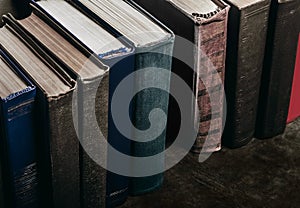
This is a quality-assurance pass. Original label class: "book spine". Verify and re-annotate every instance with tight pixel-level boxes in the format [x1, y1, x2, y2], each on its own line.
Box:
[129, 41, 174, 195]
[192, 6, 229, 153]
[103, 54, 135, 207]
[130, 0, 196, 147]
[255, 0, 300, 138]
[223, 0, 271, 147]
[79, 75, 108, 208]
[48, 92, 80, 208]
[0, 89, 39, 208]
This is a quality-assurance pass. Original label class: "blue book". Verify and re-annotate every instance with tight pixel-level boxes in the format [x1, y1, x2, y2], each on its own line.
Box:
[15, 1, 135, 207]
[0, 25, 81, 208]
[0, 49, 38, 208]
[66, 0, 175, 196]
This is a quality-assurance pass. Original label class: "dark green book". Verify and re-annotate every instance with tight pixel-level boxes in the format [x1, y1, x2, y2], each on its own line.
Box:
[67, 0, 175, 196]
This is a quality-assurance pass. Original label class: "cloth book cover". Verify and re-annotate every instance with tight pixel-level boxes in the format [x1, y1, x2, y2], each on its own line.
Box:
[4, 8, 111, 208]
[255, 0, 300, 138]
[288, 34, 300, 123]
[220, 0, 271, 147]
[0, 24, 81, 208]
[67, 0, 175, 196]
[133, 0, 229, 153]
[0, 49, 38, 208]
[17, 1, 135, 206]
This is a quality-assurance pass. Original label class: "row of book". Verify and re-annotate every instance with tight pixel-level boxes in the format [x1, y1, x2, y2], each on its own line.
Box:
[0, 0, 299, 208]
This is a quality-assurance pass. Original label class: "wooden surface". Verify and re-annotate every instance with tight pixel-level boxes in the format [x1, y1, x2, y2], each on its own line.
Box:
[123, 119, 300, 207]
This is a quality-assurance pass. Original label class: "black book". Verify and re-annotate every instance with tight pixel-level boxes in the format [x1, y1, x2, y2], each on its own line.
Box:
[255, 0, 300, 138]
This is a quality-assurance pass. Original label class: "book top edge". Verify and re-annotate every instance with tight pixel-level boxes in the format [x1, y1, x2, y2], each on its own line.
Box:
[33, 0, 129, 55]
[0, 56, 32, 99]
[225, 0, 267, 9]
[69, 0, 173, 47]
[166, 0, 229, 22]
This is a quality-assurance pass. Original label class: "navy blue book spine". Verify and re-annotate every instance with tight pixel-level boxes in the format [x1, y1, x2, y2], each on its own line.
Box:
[0, 50, 38, 208]
[101, 53, 135, 207]
[30, 1, 136, 206]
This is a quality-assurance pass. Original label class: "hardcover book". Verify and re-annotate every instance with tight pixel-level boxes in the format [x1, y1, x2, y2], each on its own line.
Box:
[133, 0, 229, 153]
[0, 50, 38, 208]
[287, 35, 300, 123]
[255, 0, 300, 138]
[65, 0, 175, 196]
[221, 0, 271, 147]
[0, 25, 81, 208]
[9, 2, 134, 206]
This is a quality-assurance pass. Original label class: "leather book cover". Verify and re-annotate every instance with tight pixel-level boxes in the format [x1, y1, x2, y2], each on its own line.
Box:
[287, 34, 300, 123]
[0, 50, 38, 208]
[255, 0, 300, 138]
[132, 0, 229, 153]
[222, 0, 271, 147]
[0, 24, 80, 208]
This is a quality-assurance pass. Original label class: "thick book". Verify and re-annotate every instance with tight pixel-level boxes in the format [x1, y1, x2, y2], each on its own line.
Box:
[0, 24, 81, 208]
[28, 0, 135, 206]
[220, 0, 271, 147]
[288, 35, 300, 123]
[66, 0, 175, 196]
[0, 50, 38, 208]
[133, 0, 229, 153]
[8, 2, 134, 206]
[255, 0, 300, 138]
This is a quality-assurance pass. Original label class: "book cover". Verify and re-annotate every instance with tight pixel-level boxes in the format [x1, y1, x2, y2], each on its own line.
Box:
[287, 34, 300, 123]
[0, 24, 80, 208]
[26, 1, 135, 206]
[132, 0, 229, 153]
[222, 0, 271, 147]
[255, 0, 300, 138]
[0, 50, 38, 208]
[4, 11, 111, 208]
[69, 0, 175, 196]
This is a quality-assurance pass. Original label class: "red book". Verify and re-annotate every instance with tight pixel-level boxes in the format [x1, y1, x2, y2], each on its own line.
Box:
[287, 34, 300, 123]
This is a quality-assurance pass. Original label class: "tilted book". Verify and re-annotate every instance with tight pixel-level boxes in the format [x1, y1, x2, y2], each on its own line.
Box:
[221, 0, 271, 147]
[255, 0, 300, 138]
[288, 35, 300, 123]
[0, 25, 81, 208]
[133, 0, 229, 153]
[67, 0, 175, 196]
[8, 1, 134, 206]
[0, 50, 38, 208]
